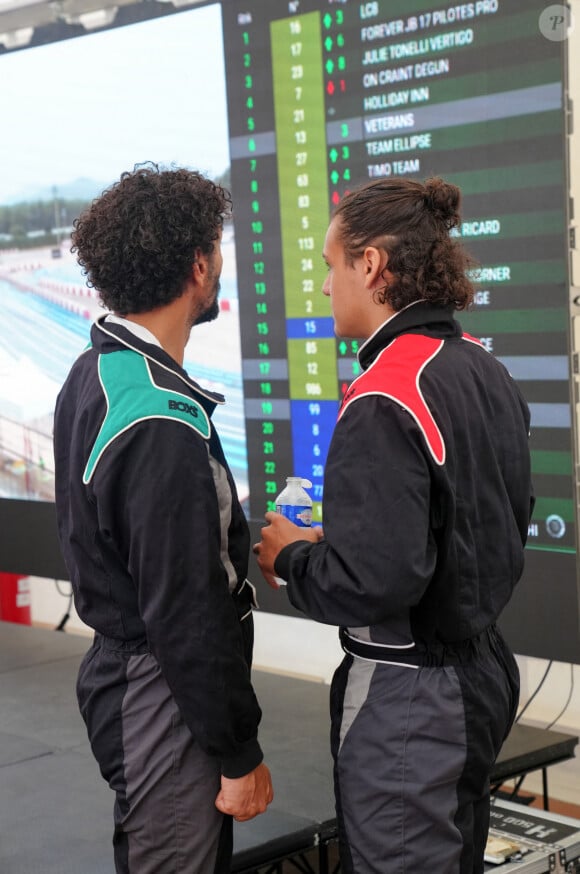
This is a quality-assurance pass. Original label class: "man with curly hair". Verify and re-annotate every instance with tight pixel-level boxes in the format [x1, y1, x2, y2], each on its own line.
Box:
[255, 177, 533, 874]
[54, 163, 273, 874]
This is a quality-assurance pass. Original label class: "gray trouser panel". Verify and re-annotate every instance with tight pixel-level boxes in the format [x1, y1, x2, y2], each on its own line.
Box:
[77, 638, 230, 874]
[330, 630, 518, 874]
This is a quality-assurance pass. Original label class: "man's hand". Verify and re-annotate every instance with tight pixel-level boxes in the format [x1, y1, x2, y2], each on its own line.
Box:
[253, 512, 323, 589]
[215, 762, 274, 822]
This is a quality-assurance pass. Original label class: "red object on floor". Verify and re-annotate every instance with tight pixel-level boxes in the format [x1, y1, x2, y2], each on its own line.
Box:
[0, 573, 31, 624]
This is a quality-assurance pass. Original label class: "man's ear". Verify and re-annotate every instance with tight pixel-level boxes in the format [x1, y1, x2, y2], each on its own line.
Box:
[362, 246, 388, 289]
[191, 250, 208, 284]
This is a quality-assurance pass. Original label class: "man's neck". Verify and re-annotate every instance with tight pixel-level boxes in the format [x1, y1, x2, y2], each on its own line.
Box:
[119, 296, 191, 366]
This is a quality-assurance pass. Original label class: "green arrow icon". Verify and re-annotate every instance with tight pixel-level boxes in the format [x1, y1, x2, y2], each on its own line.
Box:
[339, 341, 348, 354]
[329, 148, 338, 163]
[323, 13, 332, 28]
[325, 59, 334, 74]
[331, 170, 339, 184]
[324, 37, 333, 51]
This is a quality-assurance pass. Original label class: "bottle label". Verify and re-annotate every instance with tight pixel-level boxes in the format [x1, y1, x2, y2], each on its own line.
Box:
[276, 504, 312, 527]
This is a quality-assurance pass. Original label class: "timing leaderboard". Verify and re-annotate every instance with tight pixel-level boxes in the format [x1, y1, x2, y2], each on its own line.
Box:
[222, 0, 572, 552]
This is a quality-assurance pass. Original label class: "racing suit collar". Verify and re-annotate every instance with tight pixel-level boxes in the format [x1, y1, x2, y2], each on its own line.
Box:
[90, 314, 226, 408]
[358, 301, 460, 370]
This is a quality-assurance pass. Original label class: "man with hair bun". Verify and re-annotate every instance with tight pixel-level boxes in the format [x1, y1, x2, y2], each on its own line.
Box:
[54, 162, 273, 874]
[255, 176, 533, 873]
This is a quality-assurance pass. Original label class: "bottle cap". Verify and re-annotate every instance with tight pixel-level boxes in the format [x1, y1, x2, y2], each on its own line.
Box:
[286, 476, 312, 488]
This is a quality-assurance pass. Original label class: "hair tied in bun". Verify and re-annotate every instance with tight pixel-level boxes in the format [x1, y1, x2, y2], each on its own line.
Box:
[422, 177, 461, 230]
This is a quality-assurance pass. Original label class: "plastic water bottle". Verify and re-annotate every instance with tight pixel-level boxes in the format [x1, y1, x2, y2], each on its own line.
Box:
[272, 477, 313, 587]
[275, 477, 313, 527]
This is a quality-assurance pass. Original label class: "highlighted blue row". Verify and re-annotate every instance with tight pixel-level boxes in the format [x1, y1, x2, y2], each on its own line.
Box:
[286, 317, 336, 339]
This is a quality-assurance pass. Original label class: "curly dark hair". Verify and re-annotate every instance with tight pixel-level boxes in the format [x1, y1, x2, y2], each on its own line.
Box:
[333, 176, 476, 311]
[71, 162, 232, 314]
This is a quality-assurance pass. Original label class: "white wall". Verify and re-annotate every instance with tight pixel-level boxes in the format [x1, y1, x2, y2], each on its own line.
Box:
[28, 575, 89, 635]
[510, 656, 580, 805]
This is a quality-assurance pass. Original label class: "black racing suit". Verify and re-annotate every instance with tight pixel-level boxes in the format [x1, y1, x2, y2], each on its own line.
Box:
[54, 315, 262, 873]
[275, 302, 533, 874]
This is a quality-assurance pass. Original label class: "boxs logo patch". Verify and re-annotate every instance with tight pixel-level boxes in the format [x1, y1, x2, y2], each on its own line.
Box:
[168, 399, 199, 418]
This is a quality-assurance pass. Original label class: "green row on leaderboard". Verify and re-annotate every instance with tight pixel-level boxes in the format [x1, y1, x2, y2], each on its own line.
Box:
[454, 210, 564, 241]
[446, 160, 564, 196]
[532, 497, 575, 524]
[530, 540, 575, 556]
[403, 112, 563, 156]
[532, 451, 573, 477]
[460, 306, 566, 335]
[472, 261, 566, 287]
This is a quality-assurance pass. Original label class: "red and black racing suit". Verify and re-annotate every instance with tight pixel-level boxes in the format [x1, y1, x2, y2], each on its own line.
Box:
[275, 301, 534, 874]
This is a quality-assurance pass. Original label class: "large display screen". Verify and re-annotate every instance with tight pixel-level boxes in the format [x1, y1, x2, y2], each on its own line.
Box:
[0, 0, 577, 659]
[222, 0, 572, 543]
